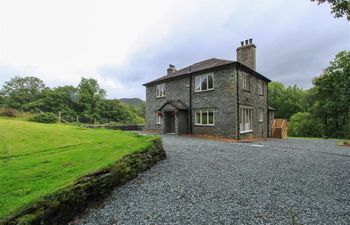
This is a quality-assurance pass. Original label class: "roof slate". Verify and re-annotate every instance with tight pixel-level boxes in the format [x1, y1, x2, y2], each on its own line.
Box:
[143, 58, 270, 86]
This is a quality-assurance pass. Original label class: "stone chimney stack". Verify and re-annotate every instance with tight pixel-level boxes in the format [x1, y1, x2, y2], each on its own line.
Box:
[236, 38, 256, 70]
[167, 64, 176, 75]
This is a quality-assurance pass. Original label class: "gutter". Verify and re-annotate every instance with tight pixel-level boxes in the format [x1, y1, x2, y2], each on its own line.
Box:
[189, 74, 193, 134]
[236, 64, 240, 140]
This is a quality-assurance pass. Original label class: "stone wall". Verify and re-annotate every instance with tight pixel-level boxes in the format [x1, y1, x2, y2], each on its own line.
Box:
[0, 138, 165, 225]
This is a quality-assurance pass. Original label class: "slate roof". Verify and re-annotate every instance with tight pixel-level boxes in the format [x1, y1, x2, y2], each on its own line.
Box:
[143, 58, 270, 86]
[158, 100, 188, 111]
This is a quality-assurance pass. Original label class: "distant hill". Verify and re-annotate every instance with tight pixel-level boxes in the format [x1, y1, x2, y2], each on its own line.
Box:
[119, 98, 144, 107]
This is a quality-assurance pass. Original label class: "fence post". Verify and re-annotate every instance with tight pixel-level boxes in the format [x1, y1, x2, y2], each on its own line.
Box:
[58, 111, 61, 123]
[76, 115, 79, 123]
[93, 118, 96, 125]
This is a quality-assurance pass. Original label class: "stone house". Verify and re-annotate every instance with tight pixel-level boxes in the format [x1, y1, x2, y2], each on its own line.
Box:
[143, 39, 274, 139]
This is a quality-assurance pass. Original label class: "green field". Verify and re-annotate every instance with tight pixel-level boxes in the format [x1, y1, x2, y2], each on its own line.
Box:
[0, 118, 152, 219]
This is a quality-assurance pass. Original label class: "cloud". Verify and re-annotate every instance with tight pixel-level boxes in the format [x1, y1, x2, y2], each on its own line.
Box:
[0, 0, 349, 99]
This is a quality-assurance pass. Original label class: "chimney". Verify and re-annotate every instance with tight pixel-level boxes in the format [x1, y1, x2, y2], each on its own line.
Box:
[167, 64, 176, 75]
[236, 39, 256, 70]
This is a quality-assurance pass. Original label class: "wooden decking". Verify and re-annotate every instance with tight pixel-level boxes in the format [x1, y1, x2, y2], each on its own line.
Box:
[272, 119, 288, 139]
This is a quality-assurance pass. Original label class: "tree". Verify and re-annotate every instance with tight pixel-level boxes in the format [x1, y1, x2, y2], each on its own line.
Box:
[311, 0, 350, 20]
[77, 77, 106, 121]
[268, 81, 307, 119]
[0, 76, 46, 110]
[312, 51, 350, 138]
[288, 112, 323, 137]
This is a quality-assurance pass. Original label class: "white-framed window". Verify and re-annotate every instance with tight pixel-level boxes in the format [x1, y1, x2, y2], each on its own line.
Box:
[156, 83, 165, 98]
[243, 74, 250, 91]
[195, 109, 214, 126]
[258, 108, 264, 122]
[156, 113, 162, 124]
[258, 80, 264, 95]
[240, 106, 253, 133]
[195, 73, 214, 92]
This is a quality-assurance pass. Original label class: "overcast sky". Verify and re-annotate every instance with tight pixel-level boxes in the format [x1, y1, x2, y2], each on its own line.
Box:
[0, 0, 349, 99]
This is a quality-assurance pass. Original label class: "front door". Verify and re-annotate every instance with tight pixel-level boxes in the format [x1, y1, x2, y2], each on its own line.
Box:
[165, 112, 176, 133]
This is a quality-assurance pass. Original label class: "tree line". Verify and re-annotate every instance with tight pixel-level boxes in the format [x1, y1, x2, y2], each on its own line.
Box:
[0, 77, 145, 124]
[269, 51, 350, 138]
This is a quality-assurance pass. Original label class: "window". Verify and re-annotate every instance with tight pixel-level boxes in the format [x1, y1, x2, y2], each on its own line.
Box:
[156, 113, 162, 124]
[156, 83, 165, 98]
[243, 74, 250, 91]
[258, 108, 263, 122]
[195, 109, 214, 126]
[258, 80, 264, 95]
[195, 73, 214, 92]
[240, 106, 253, 133]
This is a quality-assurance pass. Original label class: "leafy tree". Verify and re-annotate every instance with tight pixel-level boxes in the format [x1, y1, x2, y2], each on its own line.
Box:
[77, 77, 106, 121]
[312, 51, 350, 138]
[268, 81, 307, 119]
[288, 112, 323, 137]
[1, 76, 45, 110]
[311, 0, 350, 20]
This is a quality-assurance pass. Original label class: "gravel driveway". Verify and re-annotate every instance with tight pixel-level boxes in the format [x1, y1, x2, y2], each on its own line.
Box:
[76, 136, 350, 225]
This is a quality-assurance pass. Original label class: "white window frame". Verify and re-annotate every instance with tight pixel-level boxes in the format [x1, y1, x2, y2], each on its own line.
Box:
[258, 108, 263, 122]
[242, 74, 250, 91]
[156, 113, 162, 125]
[195, 109, 214, 126]
[240, 106, 253, 133]
[195, 73, 214, 92]
[156, 83, 165, 98]
[258, 80, 264, 95]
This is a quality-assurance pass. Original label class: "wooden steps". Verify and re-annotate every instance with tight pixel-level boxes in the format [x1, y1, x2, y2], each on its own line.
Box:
[272, 119, 288, 139]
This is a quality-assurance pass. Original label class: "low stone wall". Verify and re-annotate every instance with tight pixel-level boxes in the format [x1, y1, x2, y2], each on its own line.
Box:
[85, 124, 144, 131]
[0, 138, 165, 225]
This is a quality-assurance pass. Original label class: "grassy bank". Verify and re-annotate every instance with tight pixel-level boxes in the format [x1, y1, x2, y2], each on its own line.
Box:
[0, 118, 152, 219]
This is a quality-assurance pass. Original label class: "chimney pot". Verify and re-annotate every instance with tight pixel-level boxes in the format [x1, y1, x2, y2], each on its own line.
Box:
[236, 39, 256, 70]
[167, 64, 176, 75]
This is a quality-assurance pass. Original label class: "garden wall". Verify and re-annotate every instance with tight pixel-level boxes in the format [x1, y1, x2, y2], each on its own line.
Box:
[0, 138, 165, 225]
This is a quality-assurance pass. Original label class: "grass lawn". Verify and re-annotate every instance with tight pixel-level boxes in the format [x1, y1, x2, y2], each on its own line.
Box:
[0, 118, 153, 219]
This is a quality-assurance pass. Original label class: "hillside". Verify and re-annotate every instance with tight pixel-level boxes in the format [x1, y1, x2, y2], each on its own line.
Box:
[119, 98, 144, 107]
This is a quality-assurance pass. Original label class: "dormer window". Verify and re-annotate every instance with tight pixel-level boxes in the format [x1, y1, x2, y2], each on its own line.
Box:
[195, 73, 214, 92]
[156, 83, 165, 98]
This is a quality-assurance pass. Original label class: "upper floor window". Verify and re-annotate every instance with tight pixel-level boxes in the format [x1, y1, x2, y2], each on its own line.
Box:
[195, 109, 214, 126]
[156, 83, 165, 98]
[258, 80, 264, 95]
[195, 73, 214, 92]
[243, 74, 250, 91]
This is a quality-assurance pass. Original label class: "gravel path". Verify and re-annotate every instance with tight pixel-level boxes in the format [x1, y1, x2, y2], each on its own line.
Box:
[75, 136, 350, 225]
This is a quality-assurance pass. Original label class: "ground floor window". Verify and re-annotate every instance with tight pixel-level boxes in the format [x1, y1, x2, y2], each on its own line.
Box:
[156, 113, 162, 124]
[195, 109, 214, 126]
[258, 108, 264, 122]
[240, 106, 253, 133]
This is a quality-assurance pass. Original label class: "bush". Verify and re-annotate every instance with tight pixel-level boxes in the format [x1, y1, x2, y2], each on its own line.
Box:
[30, 112, 58, 123]
[288, 112, 323, 137]
[0, 108, 17, 117]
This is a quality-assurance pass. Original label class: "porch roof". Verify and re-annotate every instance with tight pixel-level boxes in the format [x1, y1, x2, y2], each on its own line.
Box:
[158, 100, 188, 111]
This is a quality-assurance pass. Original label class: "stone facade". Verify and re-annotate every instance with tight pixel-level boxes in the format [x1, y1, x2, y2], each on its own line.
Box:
[144, 40, 271, 139]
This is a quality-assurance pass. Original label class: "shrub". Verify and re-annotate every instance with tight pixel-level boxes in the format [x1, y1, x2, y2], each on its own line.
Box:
[288, 112, 323, 137]
[0, 108, 17, 117]
[30, 112, 57, 123]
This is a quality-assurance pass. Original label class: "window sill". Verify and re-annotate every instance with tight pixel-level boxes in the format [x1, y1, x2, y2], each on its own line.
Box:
[194, 89, 214, 93]
[240, 130, 253, 134]
[243, 89, 251, 92]
[259, 120, 263, 123]
[259, 94, 264, 96]
[195, 124, 215, 127]
[156, 96, 166, 99]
